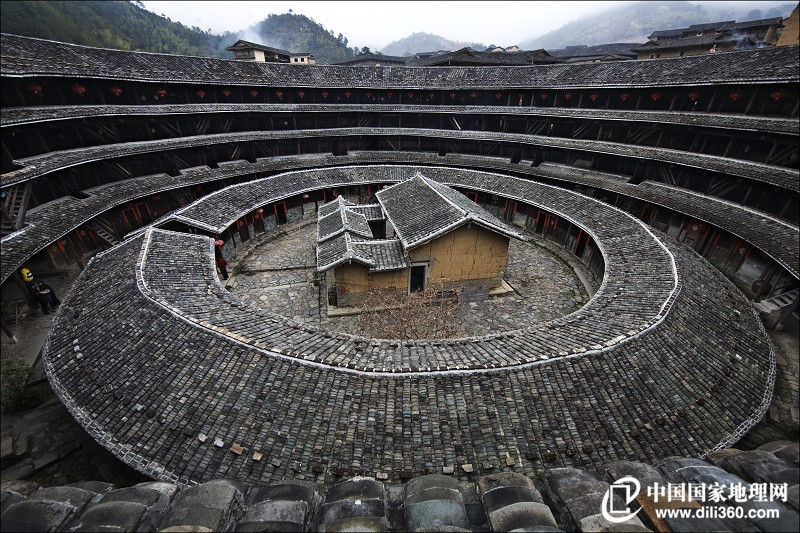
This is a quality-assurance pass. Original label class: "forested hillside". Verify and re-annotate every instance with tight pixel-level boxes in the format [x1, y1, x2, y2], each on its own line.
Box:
[522, 1, 796, 50]
[0, 1, 355, 63]
[0, 0, 222, 56]
[222, 12, 355, 63]
[380, 32, 485, 56]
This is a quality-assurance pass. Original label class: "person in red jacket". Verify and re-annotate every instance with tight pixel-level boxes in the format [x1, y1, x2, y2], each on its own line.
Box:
[217, 257, 229, 280]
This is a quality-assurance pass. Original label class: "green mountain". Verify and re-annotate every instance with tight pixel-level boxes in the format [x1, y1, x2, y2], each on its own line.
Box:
[0, 0, 222, 56]
[0, 1, 355, 63]
[521, 1, 796, 50]
[223, 12, 355, 64]
[379, 32, 485, 56]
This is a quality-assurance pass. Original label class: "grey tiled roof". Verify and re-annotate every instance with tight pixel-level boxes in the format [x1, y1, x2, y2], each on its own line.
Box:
[43, 185, 774, 484]
[632, 33, 744, 53]
[316, 196, 408, 273]
[2, 442, 797, 531]
[4, 104, 796, 136]
[37, 166, 777, 489]
[404, 47, 563, 66]
[350, 237, 411, 272]
[348, 204, 383, 220]
[7, 126, 795, 192]
[316, 196, 373, 242]
[376, 172, 524, 249]
[2, 33, 797, 89]
[547, 43, 641, 60]
[3, 154, 796, 285]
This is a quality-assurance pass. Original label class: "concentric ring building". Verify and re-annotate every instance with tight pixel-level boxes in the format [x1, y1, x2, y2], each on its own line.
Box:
[1, 34, 798, 494]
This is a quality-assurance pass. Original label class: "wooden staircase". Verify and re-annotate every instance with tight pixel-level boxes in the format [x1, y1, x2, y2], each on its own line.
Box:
[89, 217, 120, 247]
[1, 182, 32, 237]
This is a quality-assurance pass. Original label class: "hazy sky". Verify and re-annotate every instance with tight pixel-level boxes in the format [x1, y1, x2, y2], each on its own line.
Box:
[140, 1, 630, 48]
[139, 1, 785, 50]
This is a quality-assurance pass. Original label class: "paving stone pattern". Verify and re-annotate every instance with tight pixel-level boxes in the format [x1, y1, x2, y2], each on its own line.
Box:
[1, 441, 797, 532]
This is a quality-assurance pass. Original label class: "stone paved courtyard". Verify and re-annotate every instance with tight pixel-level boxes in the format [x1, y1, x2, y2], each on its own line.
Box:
[226, 220, 593, 337]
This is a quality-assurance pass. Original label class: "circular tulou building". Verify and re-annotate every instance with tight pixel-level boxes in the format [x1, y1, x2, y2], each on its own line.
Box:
[1, 31, 798, 515]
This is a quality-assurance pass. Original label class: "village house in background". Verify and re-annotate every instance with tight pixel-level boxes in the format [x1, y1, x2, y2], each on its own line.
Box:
[777, 4, 799, 46]
[633, 17, 784, 59]
[225, 39, 315, 64]
[316, 173, 524, 307]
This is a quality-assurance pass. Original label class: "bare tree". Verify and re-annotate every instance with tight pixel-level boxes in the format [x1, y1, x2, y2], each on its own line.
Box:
[356, 282, 464, 340]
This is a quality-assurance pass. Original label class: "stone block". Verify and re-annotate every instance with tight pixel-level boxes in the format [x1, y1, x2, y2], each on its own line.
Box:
[70, 501, 147, 532]
[405, 474, 460, 499]
[579, 512, 650, 532]
[483, 485, 543, 511]
[245, 481, 318, 509]
[30, 486, 96, 510]
[318, 516, 389, 532]
[0, 499, 75, 532]
[243, 499, 306, 525]
[1, 490, 24, 515]
[326, 478, 384, 503]
[158, 480, 243, 531]
[100, 486, 163, 507]
[405, 487, 461, 507]
[318, 498, 385, 524]
[235, 520, 304, 532]
[0, 480, 40, 497]
[487, 501, 559, 531]
[405, 499, 469, 532]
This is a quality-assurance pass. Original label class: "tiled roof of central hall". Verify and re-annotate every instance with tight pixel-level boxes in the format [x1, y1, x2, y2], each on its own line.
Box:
[375, 172, 523, 249]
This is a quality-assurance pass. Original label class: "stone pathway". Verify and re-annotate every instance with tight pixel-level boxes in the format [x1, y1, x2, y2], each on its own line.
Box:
[227, 222, 594, 336]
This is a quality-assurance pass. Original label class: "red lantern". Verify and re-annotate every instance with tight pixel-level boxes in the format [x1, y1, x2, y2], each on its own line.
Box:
[344, 91, 351, 98]
[221, 89, 231, 97]
[214, 239, 224, 247]
[196, 89, 206, 99]
[365, 91, 372, 98]
[470, 92, 477, 98]
[728, 90, 743, 101]
[518, 92, 525, 100]
[321, 91, 328, 99]
[770, 90, 786, 102]
[589, 92, 600, 101]
[619, 93, 630, 101]
[297, 90, 305, 98]
[110, 86, 122, 96]
[257, 208, 264, 216]
[72, 84, 86, 94]
[539, 92, 548, 100]
[156, 88, 167, 97]
[428, 92, 435, 99]
[153, 195, 161, 201]
[250, 89, 259, 97]
[650, 92, 662, 102]
[495, 92, 503, 100]
[688, 90, 701, 100]
[407, 91, 414, 98]
[386, 91, 393, 98]
[27, 83, 43, 94]
[274, 89, 282, 98]
[302, 193, 309, 199]
[563, 92, 572, 100]
[449, 92, 456, 99]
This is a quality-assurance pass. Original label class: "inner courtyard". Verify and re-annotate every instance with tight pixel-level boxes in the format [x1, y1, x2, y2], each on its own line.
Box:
[226, 218, 593, 337]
